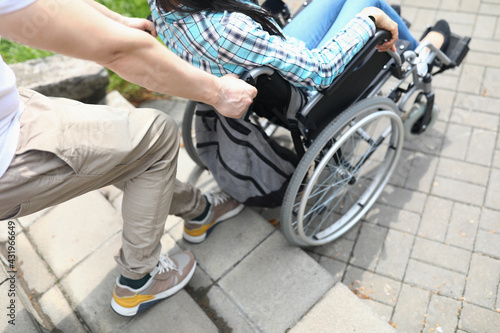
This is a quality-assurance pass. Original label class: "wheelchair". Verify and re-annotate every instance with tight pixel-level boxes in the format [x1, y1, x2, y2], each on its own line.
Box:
[181, 28, 470, 247]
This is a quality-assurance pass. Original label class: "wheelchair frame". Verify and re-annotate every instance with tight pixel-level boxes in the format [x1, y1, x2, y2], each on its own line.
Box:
[181, 29, 470, 247]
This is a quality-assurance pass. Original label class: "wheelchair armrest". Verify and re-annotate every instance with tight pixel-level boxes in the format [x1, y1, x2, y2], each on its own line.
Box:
[322, 29, 392, 97]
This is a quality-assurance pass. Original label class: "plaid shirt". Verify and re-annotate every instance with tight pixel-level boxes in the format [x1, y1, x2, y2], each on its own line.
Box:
[148, 0, 375, 90]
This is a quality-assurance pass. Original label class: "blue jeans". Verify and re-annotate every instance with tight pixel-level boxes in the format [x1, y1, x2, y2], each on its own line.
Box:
[283, 0, 418, 50]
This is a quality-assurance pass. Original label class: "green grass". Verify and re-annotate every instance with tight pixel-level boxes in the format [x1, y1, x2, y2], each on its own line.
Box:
[1, 0, 163, 104]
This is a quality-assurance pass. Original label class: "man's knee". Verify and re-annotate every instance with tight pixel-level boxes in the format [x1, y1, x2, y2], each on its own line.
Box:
[147, 109, 180, 155]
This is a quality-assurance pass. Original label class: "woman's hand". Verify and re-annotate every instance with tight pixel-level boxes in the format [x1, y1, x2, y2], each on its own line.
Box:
[122, 17, 158, 37]
[361, 7, 398, 52]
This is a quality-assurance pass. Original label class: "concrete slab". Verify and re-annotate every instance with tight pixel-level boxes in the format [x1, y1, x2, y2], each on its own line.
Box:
[219, 232, 335, 332]
[289, 283, 396, 333]
[121, 291, 219, 333]
[15, 232, 55, 295]
[0, 265, 42, 333]
[59, 233, 130, 332]
[206, 286, 258, 333]
[38, 286, 86, 332]
[170, 208, 275, 280]
[28, 191, 122, 278]
[392, 284, 429, 332]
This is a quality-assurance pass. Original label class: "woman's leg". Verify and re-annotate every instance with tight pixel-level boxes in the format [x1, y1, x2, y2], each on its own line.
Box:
[316, 0, 418, 49]
[282, 0, 348, 49]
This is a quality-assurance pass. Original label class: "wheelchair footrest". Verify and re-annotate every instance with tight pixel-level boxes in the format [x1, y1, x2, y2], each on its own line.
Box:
[435, 33, 471, 72]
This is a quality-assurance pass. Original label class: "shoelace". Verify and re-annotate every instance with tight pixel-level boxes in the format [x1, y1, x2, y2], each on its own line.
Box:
[205, 191, 230, 207]
[151, 254, 178, 277]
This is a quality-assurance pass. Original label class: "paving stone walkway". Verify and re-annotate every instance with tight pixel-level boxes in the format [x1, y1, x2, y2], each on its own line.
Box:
[1, 0, 500, 332]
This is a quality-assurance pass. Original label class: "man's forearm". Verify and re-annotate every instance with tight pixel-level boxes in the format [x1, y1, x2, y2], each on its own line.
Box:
[80, 0, 124, 23]
[0, 0, 255, 116]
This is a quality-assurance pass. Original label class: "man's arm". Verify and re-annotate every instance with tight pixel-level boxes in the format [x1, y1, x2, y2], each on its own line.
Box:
[0, 0, 256, 118]
[80, 0, 157, 35]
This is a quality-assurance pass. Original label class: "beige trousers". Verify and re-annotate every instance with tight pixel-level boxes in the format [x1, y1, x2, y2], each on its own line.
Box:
[0, 89, 206, 279]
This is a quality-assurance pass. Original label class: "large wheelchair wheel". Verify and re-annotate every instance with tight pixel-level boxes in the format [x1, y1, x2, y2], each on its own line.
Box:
[281, 97, 404, 247]
[181, 100, 206, 168]
[181, 100, 280, 168]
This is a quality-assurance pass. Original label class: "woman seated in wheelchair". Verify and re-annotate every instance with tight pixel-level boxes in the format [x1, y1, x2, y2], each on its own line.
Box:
[147, 0, 450, 100]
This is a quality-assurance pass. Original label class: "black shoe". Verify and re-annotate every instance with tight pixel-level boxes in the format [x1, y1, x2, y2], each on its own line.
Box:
[421, 19, 451, 52]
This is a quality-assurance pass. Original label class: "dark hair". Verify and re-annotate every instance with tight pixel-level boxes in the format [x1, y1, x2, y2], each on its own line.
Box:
[156, 0, 284, 38]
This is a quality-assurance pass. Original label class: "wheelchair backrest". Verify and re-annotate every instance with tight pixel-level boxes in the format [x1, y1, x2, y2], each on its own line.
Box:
[242, 30, 406, 139]
[305, 30, 396, 136]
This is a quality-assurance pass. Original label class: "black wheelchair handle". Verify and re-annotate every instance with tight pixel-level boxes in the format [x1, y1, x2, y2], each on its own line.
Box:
[240, 67, 276, 121]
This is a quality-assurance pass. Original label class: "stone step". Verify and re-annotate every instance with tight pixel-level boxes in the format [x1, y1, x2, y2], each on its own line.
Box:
[290, 282, 397, 333]
[10, 54, 109, 104]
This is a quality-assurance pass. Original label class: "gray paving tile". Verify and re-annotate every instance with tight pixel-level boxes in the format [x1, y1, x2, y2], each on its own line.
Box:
[464, 254, 500, 309]
[392, 284, 429, 333]
[446, 203, 480, 250]
[16, 207, 52, 229]
[454, 93, 500, 115]
[459, 302, 500, 332]
[364, 203, 420, 235]
[434, 89, 456, 122]
[412, 8, 438, 29]
[60, 233, 131, 332]
[388, 149, 412, 188]
[403, 121, 446, 157]
[289, 283, 395, 333]
[484, 67, 500, 99]
[472, 15, 497, 39]
[404, 152, 438, 193]
[412, 237, 471, 274]
[493, 150, 500, 169]
[362, 299, 394, 324]
[480, 208, 500, 232]
[206, 286, 258, 333]
[0, 265, 43, 333]
[122, 290, 218, 333]
[436, 157, 490, 186]
[314, 237, 354, 263]
[378, 184, 427, 214]
[16, 232, 55, 295]
[318, 256, 347, 283]
[458, 0, 480, 12]
[486, 168, 500, 210]
[431, 176, 485, 206]
[440, 123, 472, 160]
[28, 191, 122, 278]
[349, 223, 388, 271]
[375, 229, 414, 280]
[404, 259, 466, 298]
[451, 107, 499, 132]
[344, 266, 401, 306]
[466, 128, 496, 166]
[170, 208, 275, 280]
[419, 196, 453, 242]
[39, 286, 86, 332]
[458, 64, 485, 94]
[470, 39, 500, 56]
[219, 232, 334, 333]
[424, 294, 461, 333]
[475, 229, 500, 258]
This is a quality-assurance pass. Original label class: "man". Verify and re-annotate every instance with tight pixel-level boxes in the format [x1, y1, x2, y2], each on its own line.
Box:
[0, 0, 256, 316]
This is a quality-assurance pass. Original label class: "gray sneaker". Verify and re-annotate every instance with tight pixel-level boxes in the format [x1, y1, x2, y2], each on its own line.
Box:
[183, 192, 244, 243]
[111, 251, 196, 316]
